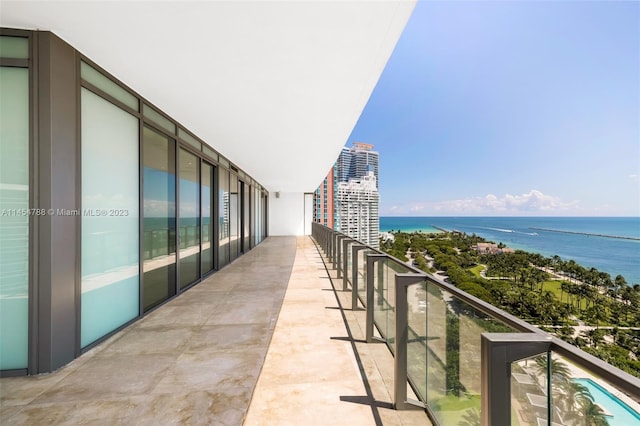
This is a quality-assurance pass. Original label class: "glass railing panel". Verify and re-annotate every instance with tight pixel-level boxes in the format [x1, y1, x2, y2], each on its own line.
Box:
[346, 241, 353, 288]
[407, 279, 428, 401]
[425, 282, 517, 425]
[379, 260, 411, 354]
[511, 355, 549, 426]
[373, 259, 393, 348]
[357, 248, 373, 306]
[426, 281, 448, 415]
[548, 352, 640, 426]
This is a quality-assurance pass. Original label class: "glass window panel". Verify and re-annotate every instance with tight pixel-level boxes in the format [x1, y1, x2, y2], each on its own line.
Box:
[179, 148, 200, 289]
[201, 162, 214, 274]
[143, 103, 176, 135]
[0, 36, 29, 59]
[218, 169, 230, 267]
[81, 62, 138, 111]
[143, 126, 177, 311]
[0, 67, 29, 369]
[229, 176, 239, 261]
[203, 146, 218, 162]
[261, 193, 267, 241]
[178, 128, 201, 151]
[254, 186, 261, 246]
[242, 182, 250, 251]
[81, 88, 140, 348]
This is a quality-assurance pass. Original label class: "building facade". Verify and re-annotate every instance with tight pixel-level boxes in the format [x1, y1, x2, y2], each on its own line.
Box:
[336, 171, 379, 249]
[337, 142, 379, 185]
[0, 30, 268, 375]
[313, 165, 337, 229]
[314, 142, 380, 241]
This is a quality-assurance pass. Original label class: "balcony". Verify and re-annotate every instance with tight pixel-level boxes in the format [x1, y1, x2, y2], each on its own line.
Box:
[2, 227, 638, 425]
[0, 236, 429, 425]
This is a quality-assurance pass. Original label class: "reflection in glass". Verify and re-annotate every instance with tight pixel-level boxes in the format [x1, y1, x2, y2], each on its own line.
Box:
[262, 194, 268, 241]
[179, 148, 200, 289]
[254, 187, 261, 246]
[81, 88, 139, 348]
[548, 353, 639, 426]
[219, 169, 229, 267]
[407, 281, 428, 402]
[143, 126, 176, 311]
[425, 284, 515, 425]
[511, 355, 548, 426]
[0, 66, 29, 368]
[201, 162, 214, 274]
[229, 176, 239, 261]
[243, 182, 250, 251]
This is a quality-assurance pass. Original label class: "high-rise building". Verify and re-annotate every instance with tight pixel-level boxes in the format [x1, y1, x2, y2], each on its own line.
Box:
[314, 142, 379, 232]
[336, 171, 379, 248]
[350, 142, 379, 185]
[313, 164, 337, 229]
[336, 142, 379, 186]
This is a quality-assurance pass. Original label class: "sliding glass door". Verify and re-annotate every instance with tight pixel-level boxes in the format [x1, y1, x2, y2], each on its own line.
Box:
[178, 148, 200, 289]
[201, 162, 214, 275]
[0, 62, 29, 369]
[81, 88, 139, 347]
[218, 169, 230, 268]
[142, 126, 177, 312]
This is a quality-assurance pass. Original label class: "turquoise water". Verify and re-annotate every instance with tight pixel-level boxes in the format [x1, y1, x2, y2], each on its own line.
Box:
[573, 378, 640, 425]
[379, 217, 640, 285]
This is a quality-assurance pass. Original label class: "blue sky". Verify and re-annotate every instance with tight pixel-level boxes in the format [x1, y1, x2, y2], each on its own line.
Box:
[348, 0, 640, 217]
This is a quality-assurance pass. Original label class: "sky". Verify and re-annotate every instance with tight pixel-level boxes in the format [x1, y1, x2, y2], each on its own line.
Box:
[347, 0, 640, 217]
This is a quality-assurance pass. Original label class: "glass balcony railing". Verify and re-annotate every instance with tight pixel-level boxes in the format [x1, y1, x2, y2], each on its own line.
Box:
[312, 222, 640, 426]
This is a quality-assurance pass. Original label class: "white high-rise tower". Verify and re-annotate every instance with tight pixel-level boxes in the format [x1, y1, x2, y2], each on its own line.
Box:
[336, 171, 379, 249]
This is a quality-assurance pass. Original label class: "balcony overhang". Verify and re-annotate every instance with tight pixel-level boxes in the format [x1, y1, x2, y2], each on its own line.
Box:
[1, 1, 415, 192]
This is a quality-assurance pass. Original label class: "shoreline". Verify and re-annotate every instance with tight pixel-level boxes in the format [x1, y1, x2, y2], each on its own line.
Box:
[381, 227, 639, 285]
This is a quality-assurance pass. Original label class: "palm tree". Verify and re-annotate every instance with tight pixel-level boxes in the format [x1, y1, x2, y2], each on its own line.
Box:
[458, 408, 480, 426]
[533, 357, 611, 425]
[558, 380, 593, 425]
[581, 328, 605, 348]
[582, 399, 610, 425]
[534, 355, 571, 391]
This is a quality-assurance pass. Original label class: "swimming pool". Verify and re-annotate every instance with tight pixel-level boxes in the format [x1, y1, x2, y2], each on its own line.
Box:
[573, 378, 640, 425]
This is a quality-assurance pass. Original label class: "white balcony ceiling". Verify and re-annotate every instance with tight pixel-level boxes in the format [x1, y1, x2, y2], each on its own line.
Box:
[1, 1, 414, 193]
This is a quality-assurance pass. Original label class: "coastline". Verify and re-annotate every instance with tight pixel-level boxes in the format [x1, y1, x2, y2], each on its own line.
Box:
[380, 216, 640, 285]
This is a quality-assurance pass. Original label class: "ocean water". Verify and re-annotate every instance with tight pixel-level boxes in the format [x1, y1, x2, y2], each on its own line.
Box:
[380, 217, 640, 285]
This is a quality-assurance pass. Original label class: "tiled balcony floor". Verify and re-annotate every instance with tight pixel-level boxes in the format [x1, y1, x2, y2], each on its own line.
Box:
[0, 236, 430, 425]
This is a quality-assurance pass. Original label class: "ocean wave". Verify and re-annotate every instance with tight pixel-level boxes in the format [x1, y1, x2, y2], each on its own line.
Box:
[476, 226, 538, 236]
[483, 227, 514, 233]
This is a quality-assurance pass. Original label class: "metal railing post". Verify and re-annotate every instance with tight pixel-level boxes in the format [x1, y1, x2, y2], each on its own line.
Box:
[342, 238, 353, 290]
[351, 245, 367, 310]
[322, 227, 329, 253]
[480, 333, 551, 426]
[332, 231, 340, 266]
[335, 235, 346, 276]
[329, 229, 335, 260]
[366, 254, 387, 343]
[394, 273, 427, 410]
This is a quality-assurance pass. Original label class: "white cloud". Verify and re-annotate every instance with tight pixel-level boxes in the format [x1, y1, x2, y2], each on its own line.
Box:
[384, 190, 579, 216]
